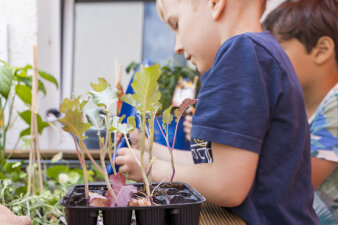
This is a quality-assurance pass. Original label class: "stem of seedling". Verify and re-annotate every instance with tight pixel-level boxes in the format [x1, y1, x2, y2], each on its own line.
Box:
[73, 136, 89, 200]
[155, 117, 176, 183]
[140, 114, 151, 197]
[124, 132, 141, 167]
[112, 132, 118, 174]
[100, 142, 118, 206]
[79, 141, 104, 174]
[147, 113, 155, 184]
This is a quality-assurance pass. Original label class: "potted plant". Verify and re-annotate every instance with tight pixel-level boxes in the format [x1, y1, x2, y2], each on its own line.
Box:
[59, 64, 205, 225]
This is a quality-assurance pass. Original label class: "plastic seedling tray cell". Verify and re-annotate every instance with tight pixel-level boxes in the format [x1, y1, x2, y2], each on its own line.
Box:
[61, 182, 205, 225]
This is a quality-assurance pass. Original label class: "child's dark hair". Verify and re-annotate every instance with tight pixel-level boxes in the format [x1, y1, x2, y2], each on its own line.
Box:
[262, 0, 338, 64]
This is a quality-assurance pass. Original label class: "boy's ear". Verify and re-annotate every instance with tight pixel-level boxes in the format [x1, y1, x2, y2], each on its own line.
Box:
[208, 0, 226, 20]
[313, 36, 335, 65]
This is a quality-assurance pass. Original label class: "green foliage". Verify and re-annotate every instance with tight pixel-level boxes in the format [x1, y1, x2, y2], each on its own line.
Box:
[90, 77, 108, 92]
[59, 96, 91, 139]
[0, 61, 58, 173]
[0, 179, 65, 225]
[18, 110, 49, 137]
[0, 65, 14, 99]
[38, 70, 59, 89]
[162, 106, 173, 131]
[122, 65, 162, 113]
[126, 61, 200, 110]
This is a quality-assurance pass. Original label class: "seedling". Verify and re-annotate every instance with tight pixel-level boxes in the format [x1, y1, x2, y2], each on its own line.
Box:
[157, 99, 196, 183]
[58, 78, 137, 207]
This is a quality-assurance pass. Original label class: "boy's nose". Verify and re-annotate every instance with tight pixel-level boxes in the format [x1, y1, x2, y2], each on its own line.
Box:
[174, 41, 184, 55]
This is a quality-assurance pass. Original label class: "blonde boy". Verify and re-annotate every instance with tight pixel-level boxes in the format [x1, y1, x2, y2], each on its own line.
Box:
[117, 0, 320, 224]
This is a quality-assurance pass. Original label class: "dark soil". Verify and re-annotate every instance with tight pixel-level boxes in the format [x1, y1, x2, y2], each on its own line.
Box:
[65, 183, 199, 207]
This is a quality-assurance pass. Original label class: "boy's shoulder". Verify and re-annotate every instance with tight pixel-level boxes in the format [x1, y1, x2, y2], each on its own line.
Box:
[212, 31, 295, 80]
[225, 31, 287, 62]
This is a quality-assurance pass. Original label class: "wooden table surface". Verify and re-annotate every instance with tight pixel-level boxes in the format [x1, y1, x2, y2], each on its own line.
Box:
[199, 202, 246, 225]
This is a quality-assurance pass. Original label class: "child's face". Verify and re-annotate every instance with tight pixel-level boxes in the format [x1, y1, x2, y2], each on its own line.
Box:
[279, 38, 316, 89]
[160, 0, 220, 74]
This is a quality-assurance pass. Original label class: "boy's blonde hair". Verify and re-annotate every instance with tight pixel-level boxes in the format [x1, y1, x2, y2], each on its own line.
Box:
[156, 0, 267, 21]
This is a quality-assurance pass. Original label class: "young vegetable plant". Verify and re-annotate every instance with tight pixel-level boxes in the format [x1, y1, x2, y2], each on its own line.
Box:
[157, 98, 197, 183]
[121, 65, 162, 200]
[58, 78, 137, 207]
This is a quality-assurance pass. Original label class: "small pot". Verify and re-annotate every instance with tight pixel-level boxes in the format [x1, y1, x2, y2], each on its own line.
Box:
[61, 182, 205, 225]
[83, 129, 114, 149]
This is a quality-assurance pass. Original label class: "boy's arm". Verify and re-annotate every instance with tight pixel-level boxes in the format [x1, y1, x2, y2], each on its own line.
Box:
[151, 142, 194, 165]
[118, 142, 258, 207]
[311, 157, 337, 189]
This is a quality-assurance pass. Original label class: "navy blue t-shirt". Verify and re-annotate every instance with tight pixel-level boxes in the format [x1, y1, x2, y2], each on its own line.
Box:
[191, 32, 319, 225]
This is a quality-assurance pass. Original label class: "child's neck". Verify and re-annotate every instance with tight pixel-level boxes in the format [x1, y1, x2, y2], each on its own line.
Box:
[304, 69, 338, 118]
[219, 1, 263, 44]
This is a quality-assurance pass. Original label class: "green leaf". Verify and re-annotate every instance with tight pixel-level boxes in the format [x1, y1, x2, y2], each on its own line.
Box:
[38, 70, 58, 88]
[117, 116, 136, 134]
[85, 108, 104, 129]
[59, 95, 91, 138]
[89, 86, 118, 110]
[131, 65, 162, 113]
[127, 116, 136, 132]
[90, 78, 108, 92]
[162, 105, 173, 131]
[18, 110, 49, 135]
[58, 109, 91, 139]
[110, 115, 126, 132]
[47, 165, 69, 180]
[19, 128, 30, 138]
[121, 94, 139, 109]
[0, 65, 14, 99]
[68, 171, 80, 184]
[59, 95, 82, 113]
[18, 76, 47, 96]
[15, 85, 32, 105]
[51, 152, 63, 163]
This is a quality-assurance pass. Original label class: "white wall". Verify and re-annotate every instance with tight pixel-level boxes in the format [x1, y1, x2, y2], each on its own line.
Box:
[73, 2, 143, 98]
[0, 0, 39, 149]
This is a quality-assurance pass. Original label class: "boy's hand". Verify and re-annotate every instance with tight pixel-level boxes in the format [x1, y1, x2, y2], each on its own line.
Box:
[116, 147, 147, 181]
[0, 204, 31, 225]
[183, 115, 192, 142]
[116, 129, 143, 150]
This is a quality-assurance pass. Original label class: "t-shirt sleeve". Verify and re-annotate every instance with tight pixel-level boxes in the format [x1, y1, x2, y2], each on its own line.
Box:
[310, 89, 338, 162]
[191, 36, 281, 154]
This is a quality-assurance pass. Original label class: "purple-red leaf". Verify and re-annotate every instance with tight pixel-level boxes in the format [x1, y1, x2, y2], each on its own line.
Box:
[174, 98, 197, 120]
[105, 173, 137, 207]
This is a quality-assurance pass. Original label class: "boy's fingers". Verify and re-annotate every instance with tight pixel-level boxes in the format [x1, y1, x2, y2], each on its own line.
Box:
[184, 127, 191, 133]
[185, 115, 192, 122]
[183, 121, 191, 128]
[115, 133, 123, 144]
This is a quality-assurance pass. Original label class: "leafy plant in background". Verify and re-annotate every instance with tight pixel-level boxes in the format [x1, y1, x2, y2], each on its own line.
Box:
[0, 60, 58, 175]
[126, 61, 200, 110]
[0, 179, 65, 225]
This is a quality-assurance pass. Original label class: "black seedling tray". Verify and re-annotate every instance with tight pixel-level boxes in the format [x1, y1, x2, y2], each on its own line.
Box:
[61, 182, 205, 225]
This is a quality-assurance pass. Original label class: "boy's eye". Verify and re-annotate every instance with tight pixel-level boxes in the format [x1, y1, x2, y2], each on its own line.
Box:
[174, 22, 179, 30]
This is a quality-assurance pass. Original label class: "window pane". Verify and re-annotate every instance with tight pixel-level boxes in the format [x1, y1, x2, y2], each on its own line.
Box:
[73, 2, 144, 95]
